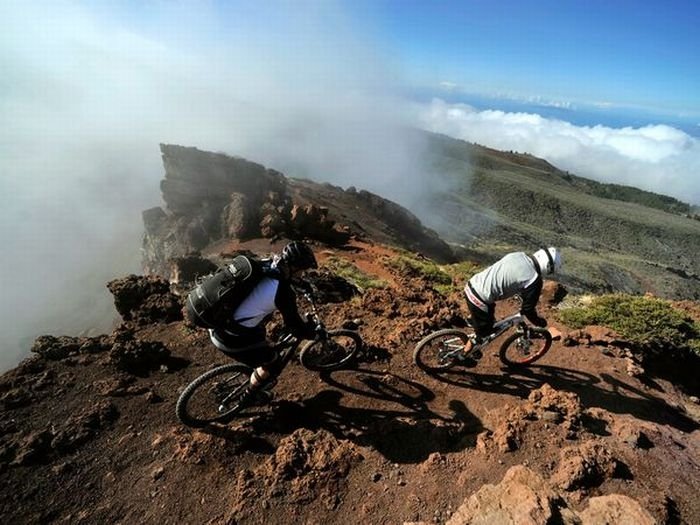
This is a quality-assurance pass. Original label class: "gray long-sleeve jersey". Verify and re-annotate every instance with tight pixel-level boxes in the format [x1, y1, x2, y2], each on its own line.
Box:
[468, 252, 544, 320]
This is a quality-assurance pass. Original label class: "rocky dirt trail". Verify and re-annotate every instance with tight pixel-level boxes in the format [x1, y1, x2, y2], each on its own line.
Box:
[1, 241, 700, 524]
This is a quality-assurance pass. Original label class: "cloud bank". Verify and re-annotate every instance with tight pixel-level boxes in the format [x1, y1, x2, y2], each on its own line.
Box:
[416, 99, 700, 205]
[0, 1, 427, 370]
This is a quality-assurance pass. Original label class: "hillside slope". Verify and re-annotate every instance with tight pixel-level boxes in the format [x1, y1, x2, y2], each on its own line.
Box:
[1, 240, 699, 524]
[421, 132, 700, 299]
[2, 146, 700, 524]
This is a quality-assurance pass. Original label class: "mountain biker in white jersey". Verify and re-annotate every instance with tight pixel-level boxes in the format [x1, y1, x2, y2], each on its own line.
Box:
[208, 241, 319, 399]
[462, 247, 562, 365]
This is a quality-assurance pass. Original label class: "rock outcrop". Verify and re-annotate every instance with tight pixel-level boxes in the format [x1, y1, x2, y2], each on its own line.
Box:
[446, 465, 655, 525]
[106, 274, 183, 325]
[143, 144, 454, 279]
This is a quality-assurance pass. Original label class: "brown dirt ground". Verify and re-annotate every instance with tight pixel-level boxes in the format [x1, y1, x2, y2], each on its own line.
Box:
[1, 242, 700, 524]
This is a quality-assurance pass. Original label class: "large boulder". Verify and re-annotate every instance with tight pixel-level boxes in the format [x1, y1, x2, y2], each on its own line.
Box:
[446, 466, 576, 525]
[445, 465, 655, 525]
[106, 275, 182, 325]
[108, 328, 170, 375]
[550, 441, 625, 492]
[578, 494, 655, 525]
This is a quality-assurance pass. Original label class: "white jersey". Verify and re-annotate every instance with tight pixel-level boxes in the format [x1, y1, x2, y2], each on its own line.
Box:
[232, 277, 280, 327]
[468, 252, 539, 304]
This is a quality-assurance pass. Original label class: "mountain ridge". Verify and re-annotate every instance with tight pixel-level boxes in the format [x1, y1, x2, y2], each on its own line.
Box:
[2, 142, 700, 523]
[420, 131, 700, 299]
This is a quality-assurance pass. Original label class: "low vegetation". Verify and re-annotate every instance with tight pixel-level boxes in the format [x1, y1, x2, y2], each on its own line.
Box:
[322, 256, 388, 291]
[385, 252, 481, 295]
[559, 294, 700, 355]
[570, 178, 691, 215]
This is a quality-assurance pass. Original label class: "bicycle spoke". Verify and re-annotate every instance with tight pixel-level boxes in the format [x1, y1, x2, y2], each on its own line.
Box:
[414, 329, 472, 372]
[176, 365, 254, 427]
[299, 330, 361, 371]
[499, 329, 552, 367]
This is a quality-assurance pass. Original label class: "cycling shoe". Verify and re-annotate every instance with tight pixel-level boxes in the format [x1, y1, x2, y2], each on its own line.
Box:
[458, 349, 483, 368]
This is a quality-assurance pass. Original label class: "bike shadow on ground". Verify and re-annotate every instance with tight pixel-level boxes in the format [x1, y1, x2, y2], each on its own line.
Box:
[225, 367, 486, 464]
[429, 363, 698, 433]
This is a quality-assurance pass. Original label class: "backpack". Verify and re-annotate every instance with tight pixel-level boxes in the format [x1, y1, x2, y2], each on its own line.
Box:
[185, 255, 271, 329]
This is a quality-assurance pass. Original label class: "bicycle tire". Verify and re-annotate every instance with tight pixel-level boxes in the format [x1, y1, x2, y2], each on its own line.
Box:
[176, 363, 253, 428]
[499, 328, 552, 367]
[298, 330, 362, 371]
[413, 328, 473, 373]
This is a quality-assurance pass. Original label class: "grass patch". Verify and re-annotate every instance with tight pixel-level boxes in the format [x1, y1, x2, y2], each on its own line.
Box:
[437, 260, 483, 295]
[559, 293, 700, 355]
[322, 256, 388, 291]
[385, 252, 481, 295]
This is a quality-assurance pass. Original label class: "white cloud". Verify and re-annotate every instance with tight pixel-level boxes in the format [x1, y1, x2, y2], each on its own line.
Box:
[0, 1, 430, 370]
[416, 99, 700, 204]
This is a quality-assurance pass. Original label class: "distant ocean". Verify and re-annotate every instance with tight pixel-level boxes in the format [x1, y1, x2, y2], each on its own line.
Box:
[410, 89, 700, 139]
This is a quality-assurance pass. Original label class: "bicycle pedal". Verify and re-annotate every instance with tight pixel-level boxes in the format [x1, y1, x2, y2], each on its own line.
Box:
[456, 348, 482, 367]
[261, 378, 278, 392]
[252, 390, 274, 406]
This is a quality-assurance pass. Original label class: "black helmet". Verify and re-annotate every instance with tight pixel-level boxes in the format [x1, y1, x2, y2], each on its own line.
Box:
[280, 241, 318, 270]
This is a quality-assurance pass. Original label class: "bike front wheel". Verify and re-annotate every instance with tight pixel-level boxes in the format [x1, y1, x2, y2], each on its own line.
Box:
[176, 364, 254, 428]
[499, 328, 552, 367]
[298, 330, 362, 371]
[413, 328, 473, 373]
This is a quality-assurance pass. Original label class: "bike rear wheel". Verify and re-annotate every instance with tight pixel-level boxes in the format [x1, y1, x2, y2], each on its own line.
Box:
[298, 330, 362, 371]
[499, 328, 552, 367]
[176, 364, 254, 428]
[413, 328, 473, 372]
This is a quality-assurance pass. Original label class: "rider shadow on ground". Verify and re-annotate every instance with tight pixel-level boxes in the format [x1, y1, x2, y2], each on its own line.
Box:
[430, 364, 698, 433]
[245, 367, 484, 464]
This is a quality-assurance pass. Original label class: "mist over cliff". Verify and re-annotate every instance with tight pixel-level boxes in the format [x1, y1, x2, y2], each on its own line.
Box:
[3, 1, 699, 372]
[0, 2, 430, 371]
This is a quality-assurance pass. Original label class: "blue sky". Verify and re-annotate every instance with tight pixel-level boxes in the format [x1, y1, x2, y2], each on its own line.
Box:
[26, 0, 697, 122]
[2, 0, 700, 370]
[357, 0, 700, 121]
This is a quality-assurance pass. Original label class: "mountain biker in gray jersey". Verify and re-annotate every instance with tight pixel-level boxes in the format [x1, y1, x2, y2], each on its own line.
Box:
[462, 247, 562, 364]
[208, 241, 319, 397]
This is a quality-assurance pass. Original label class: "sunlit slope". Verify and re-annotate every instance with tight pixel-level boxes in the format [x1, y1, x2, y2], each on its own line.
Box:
[421, 132, 700, 299]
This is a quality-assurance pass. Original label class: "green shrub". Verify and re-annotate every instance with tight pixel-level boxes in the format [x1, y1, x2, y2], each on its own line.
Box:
[442, 260, 482, 282]
[559, 294, 700, 354]
[385, 253, 481, 296]
[322, 256, 387, 291]
[386, 254, 452, 285]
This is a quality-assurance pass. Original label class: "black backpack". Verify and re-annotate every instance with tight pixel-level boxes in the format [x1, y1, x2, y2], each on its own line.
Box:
[185, 255, 271, 329]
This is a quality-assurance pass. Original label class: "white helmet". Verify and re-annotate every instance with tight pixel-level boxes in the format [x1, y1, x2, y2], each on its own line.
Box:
[533, 247, 562, 274]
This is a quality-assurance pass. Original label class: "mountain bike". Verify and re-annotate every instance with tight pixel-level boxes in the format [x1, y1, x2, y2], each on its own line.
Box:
[413, 312, 552, 373]
[176, 292, 362, 428]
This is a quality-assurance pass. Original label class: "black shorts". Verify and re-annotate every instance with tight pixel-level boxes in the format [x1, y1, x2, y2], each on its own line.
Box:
[209, 326, 277, 368]
[465, 294, 495, 339]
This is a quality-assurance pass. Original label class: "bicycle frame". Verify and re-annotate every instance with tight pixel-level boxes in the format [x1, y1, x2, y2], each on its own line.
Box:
[264, 288, 323, 369]
[478, 312, 527, 347]
[215, 334, 298, 410]
[438, 313, 529, 361]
